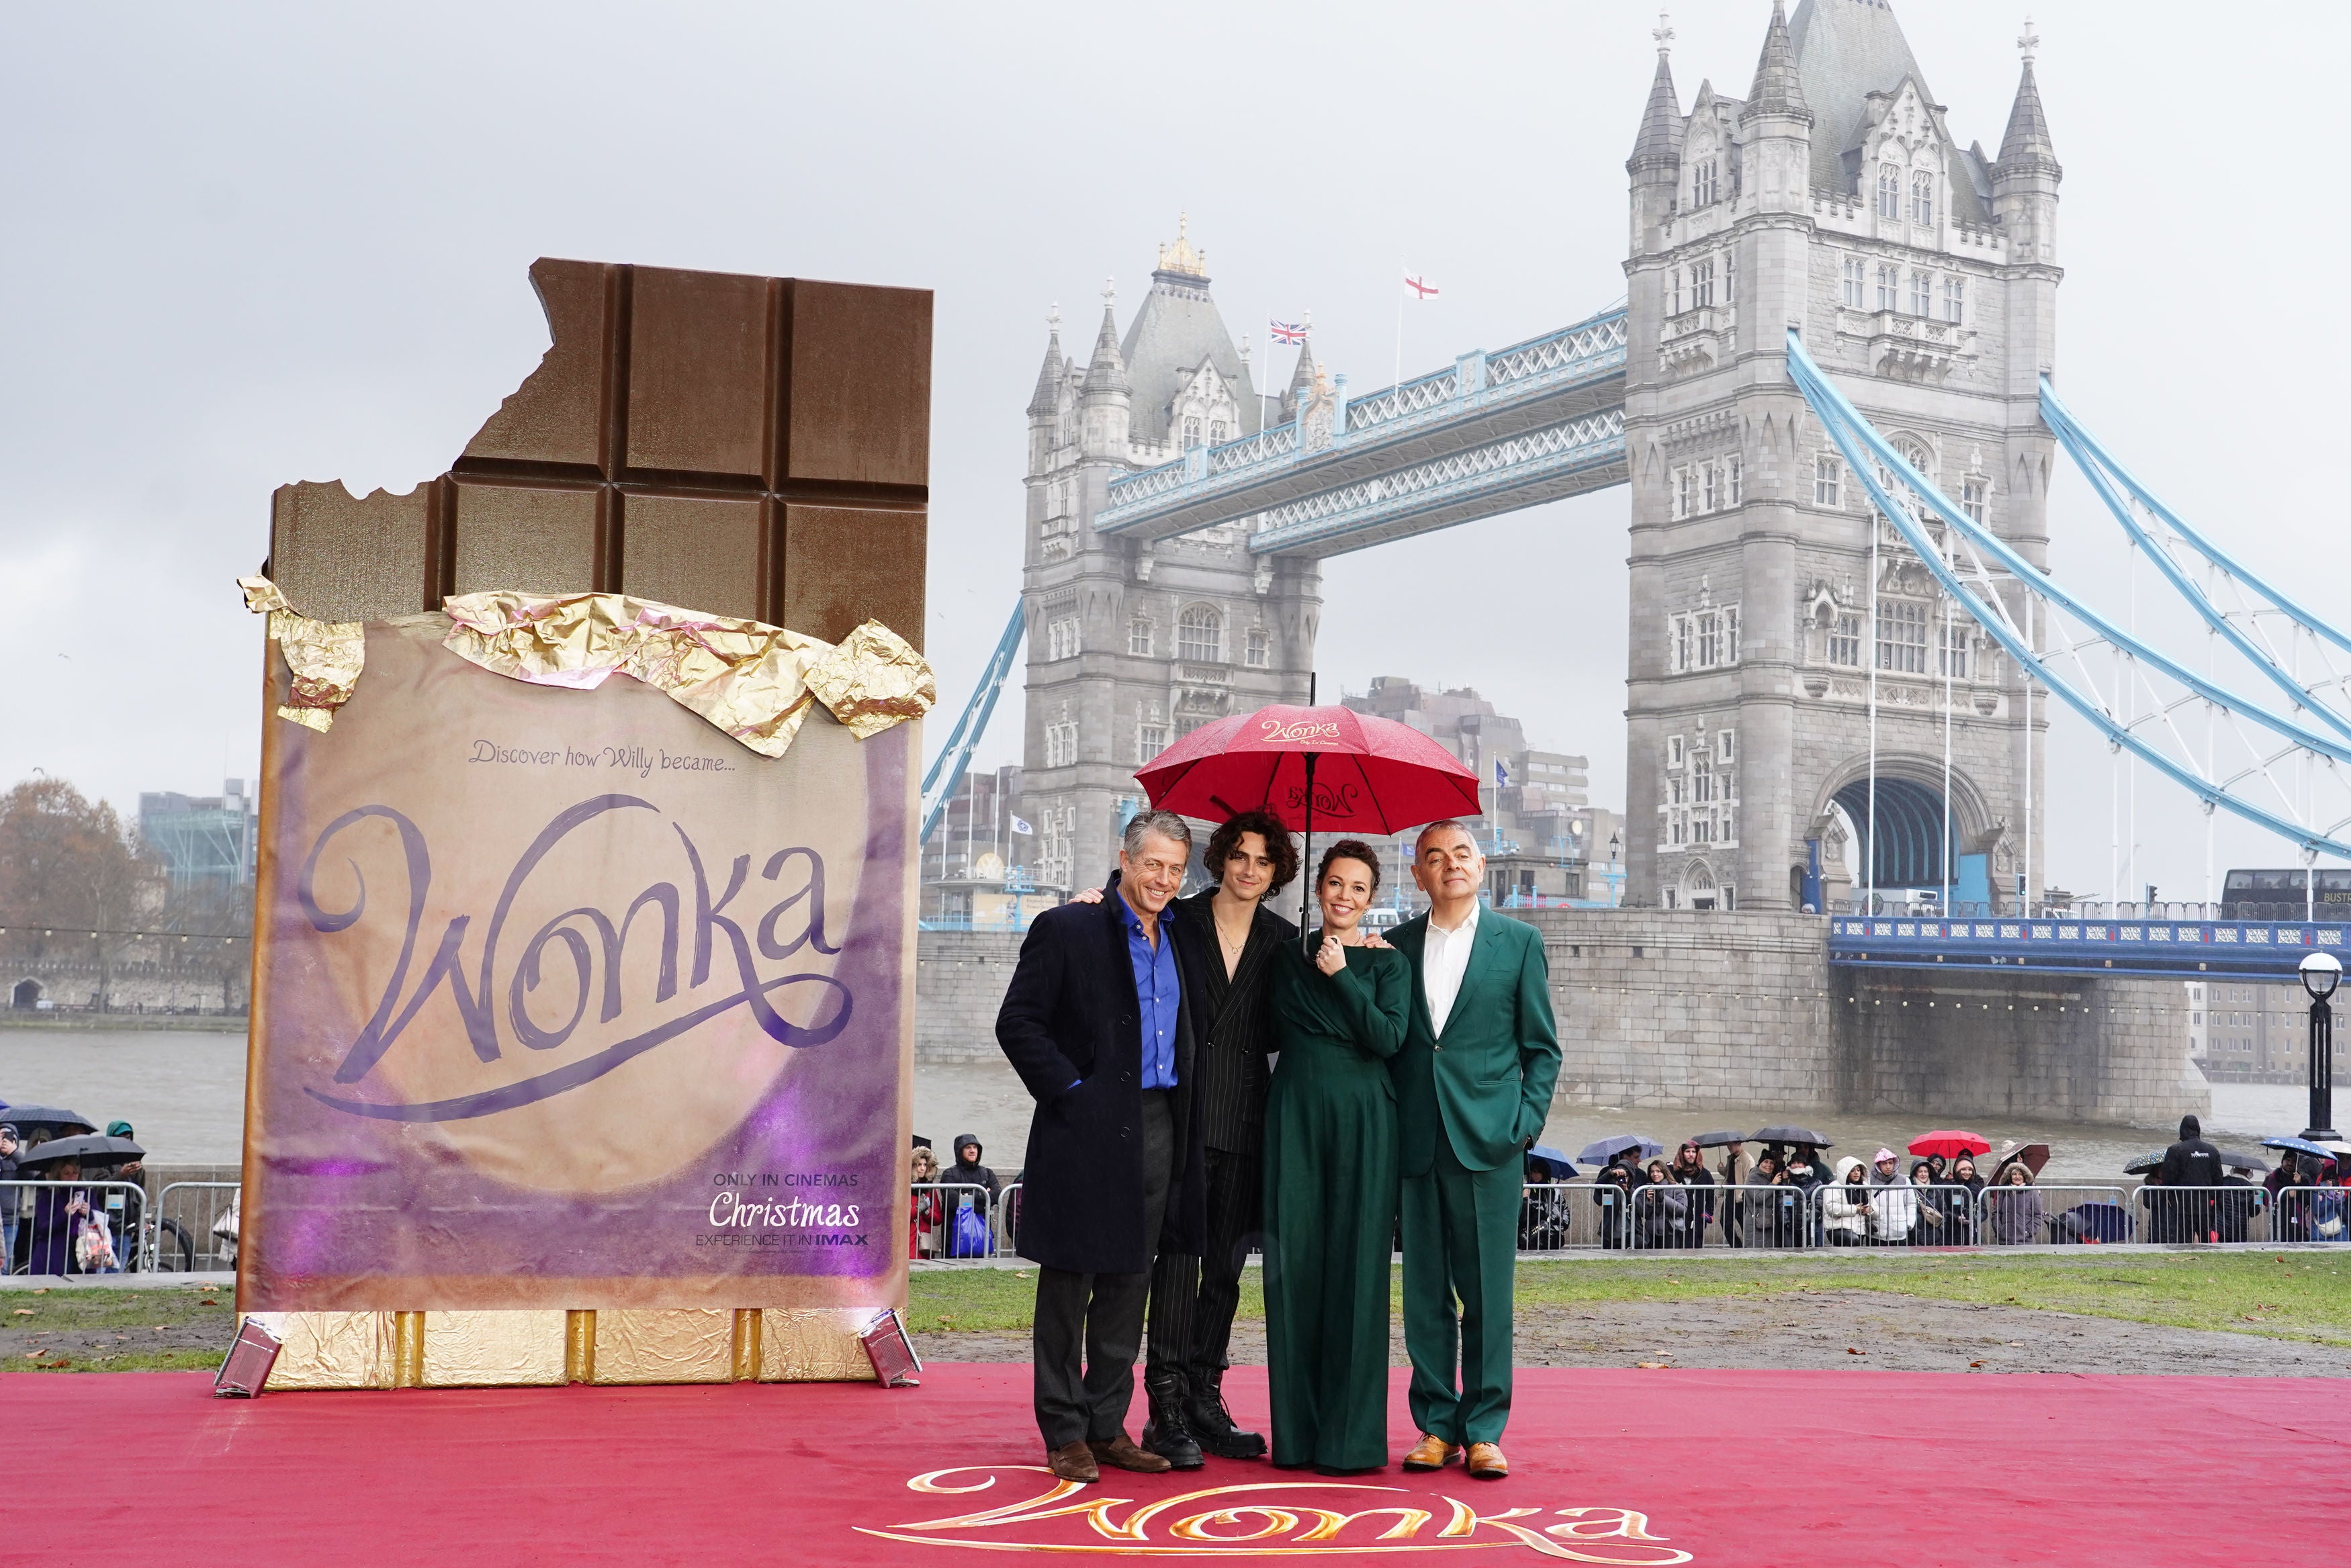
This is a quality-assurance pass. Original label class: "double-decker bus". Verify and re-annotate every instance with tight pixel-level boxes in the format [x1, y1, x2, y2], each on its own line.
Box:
[2220, 868, 2351, 921]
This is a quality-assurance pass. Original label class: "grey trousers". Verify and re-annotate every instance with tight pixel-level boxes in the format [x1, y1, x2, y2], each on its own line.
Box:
[1032, 1091, 1173, 1450]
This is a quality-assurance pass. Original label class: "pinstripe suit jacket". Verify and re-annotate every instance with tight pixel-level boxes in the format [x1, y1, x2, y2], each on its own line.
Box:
[1169, 889, 1298, 1155]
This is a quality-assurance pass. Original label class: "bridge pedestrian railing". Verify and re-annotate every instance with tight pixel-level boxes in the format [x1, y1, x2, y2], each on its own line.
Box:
[1829, 912, 2348, 980]
[1, 1181, 152, 1275]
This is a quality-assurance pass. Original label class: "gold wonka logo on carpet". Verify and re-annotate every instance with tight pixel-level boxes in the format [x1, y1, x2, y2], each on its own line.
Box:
[859, 1469, 1691, 1563]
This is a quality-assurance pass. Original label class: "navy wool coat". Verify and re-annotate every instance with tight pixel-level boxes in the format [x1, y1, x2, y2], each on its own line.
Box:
[995, 874, 1207, 1275]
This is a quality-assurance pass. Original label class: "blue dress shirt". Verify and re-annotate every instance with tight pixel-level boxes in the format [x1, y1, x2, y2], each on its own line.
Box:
[1117, 893, 1181, 1090]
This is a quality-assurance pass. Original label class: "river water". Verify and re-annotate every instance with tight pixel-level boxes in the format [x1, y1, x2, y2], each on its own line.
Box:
[0, 1025, 2318, 1179]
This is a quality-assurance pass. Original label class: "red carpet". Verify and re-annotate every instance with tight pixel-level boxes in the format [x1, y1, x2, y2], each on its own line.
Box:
[28, 1365, 2344, 1565]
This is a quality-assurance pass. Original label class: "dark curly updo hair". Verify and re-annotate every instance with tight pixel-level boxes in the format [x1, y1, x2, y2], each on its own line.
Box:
[1316, 839, 1381, 892]
[1206, 810, 1300, 895]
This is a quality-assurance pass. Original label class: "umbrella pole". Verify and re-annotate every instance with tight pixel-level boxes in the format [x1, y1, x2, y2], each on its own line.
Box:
[1301, 750, 1316, 954]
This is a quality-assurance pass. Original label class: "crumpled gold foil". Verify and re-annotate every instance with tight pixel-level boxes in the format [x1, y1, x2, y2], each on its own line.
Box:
[240, 575, 365, 733]
[439, 589, 932, 757]
[807, 620, 939, 740]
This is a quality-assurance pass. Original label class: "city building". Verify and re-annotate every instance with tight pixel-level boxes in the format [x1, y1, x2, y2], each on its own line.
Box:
[2195, 978, 2344, 1086]
[1622, 1, 2057, 911]
[1015, 222, 1319, 894]
[920, 765, 1058, 928]
[138, 781, 257, 891]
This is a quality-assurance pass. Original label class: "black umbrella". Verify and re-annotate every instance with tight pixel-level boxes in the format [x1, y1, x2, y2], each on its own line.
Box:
[0, 1106, 97, 1139]
[1753, 1125, 1833, 1148]
[1576, 1134, 1663, 1166]
[15, 1134, 144, 1168]
[2219, 1150, 2270, 1174]
[1689, 1129, 1749, 1148]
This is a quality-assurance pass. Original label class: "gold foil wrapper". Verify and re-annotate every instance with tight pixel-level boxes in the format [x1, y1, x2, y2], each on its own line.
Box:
[807, 620, 939, 740]
[589, 1307, 736, 1384]
[420, 1309, 569, 1387]
[240, 574, 365, 733]
[253, 1310, 396, 1390]
[439, 589, 931, 757]
[758, 1308, 881, 1381]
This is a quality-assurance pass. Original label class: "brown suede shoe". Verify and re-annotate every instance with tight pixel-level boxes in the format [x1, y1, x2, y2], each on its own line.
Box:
[1090, 1434, 1173, 1474]
[1466, 1442, 1509, 1480]
[1048, 1442, 1100, 1484]
[1401, 1434, 1462, 1473]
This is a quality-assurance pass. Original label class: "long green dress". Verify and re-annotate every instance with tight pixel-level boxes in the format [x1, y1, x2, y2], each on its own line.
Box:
[1262, 935, 1410, 1471]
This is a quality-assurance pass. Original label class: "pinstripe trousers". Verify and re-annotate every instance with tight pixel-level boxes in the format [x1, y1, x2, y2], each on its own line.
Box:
[1144, 1147, 1261, 1386]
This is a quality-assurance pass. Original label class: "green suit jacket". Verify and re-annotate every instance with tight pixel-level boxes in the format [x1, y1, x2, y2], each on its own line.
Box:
[1388, 907, 1562, 1177]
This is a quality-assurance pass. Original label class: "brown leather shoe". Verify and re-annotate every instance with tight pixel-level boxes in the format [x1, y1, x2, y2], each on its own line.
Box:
[1090, 1434, 1173, 1474]
[1466, 1442, 1508, 1480]
[1401, 1434, 1461, 1472]
[1048, 1441, 1100, 1484]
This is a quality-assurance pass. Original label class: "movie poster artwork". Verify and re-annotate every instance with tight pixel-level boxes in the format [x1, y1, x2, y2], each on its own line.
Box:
[240, 616, 914, 1311]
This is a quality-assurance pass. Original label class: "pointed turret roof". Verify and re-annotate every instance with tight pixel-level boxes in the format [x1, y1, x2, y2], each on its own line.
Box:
[1026, 310, 1065, 418]
[1997, 57, 2059, 177]
[1117, 222, 1262, 441]
[1280, 338, 1318, 421]
[1742, 0, 1810, 122]
[1080, 291, 1127, 400]
[1627, 46, 1684, 172]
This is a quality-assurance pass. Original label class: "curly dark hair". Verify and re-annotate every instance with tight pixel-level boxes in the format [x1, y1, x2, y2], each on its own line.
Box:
[1316, 838, 1381, 892]
[1204, 810, 1298, 895]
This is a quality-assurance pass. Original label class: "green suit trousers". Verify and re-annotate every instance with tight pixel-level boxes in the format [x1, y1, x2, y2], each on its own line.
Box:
[1398, 1132, 1521, 1447]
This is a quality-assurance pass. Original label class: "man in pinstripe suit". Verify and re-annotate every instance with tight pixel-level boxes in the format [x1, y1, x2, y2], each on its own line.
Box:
[1092, 810, 1298, 1467]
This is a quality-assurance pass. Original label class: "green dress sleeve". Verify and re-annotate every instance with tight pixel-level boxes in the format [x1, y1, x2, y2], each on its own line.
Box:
[1319, 946, 1409, 1060]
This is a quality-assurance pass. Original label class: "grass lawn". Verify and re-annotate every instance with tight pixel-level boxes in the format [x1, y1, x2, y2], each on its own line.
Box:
[0, 1285, 235, 1373]
[910, 1251, 2351, 1345]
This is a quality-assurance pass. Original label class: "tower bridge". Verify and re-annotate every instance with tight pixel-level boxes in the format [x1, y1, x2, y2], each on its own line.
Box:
[1014, 0, 2062, 917]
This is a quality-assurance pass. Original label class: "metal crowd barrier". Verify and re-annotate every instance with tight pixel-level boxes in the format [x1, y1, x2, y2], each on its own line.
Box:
[2126, 1183, 2276, 1245]
[996, 1182, 1022, 1256]
[908, 1182, 997, 1260]
[2270, 1185, 2350, 1244]
[1, 1181, 152, 1275]
[1963, 1183, 2134, 1246]
[146, 1181, 241, 1273]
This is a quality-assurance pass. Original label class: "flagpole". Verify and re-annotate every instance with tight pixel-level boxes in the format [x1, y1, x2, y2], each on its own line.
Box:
[1393, 259, 1405, 389]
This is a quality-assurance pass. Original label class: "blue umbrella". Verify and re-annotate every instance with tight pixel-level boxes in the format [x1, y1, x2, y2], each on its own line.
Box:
[1525, 1145, 1579, 1180]
[2262, 1136, 2334, 1161]
[2057, 1202, 2133, 1244]
[1576, 1134, 1663, 1166]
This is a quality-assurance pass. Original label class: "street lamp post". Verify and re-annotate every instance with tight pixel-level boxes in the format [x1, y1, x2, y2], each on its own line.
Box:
[2299, 951, 2342, 1142]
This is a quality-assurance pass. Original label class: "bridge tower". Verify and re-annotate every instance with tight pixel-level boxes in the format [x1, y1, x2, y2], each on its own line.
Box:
[1622, 0, 2059, 911]
[1016, 224, 1321, 893]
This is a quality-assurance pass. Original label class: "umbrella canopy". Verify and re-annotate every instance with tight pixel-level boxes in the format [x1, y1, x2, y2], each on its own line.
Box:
[15, 1134, 143, 1168]
[1135, 703, 1482, 835]
[2057, 1202, 2132, 1244]
[1753, 1125, 1832, 1148]
[1687, 1129, 1748, 1149]
[0, 1106, 97, 1139]
[1577, 1135, 1664, 1167]
[1908, 1129, 1992, 1159]
[2218, 1150, 2270, 1174]
[2261, 1136, 2336, 1161]
[1524, 1146, 1579, 1181]
[1987, 1140, 2051, 1178]
[2123, 1150, 2168, 1176]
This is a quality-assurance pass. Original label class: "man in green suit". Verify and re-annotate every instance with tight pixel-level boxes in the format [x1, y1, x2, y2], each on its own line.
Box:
[1386, 819, 1560, 1481]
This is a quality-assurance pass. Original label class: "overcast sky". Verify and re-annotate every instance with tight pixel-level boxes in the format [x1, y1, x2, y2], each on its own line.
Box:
[4, 1, 2346, 901]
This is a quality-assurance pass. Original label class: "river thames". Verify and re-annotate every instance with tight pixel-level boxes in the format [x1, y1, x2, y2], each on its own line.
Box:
[0, 1023, 2316, 1178]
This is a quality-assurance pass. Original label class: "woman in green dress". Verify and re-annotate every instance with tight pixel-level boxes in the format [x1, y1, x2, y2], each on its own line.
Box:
[1262, 839, 1411, 1473]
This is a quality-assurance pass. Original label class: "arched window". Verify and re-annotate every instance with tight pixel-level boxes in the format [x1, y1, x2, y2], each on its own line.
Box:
[1208, 420, 1226, 444]
[1877, 164, 1900, 219]
[1245, 627, 1269, 667]
[1178, 604, 1224, 663]
[1909, 270, 1933, 316]
[1183, 416, 1202, 448]
[1910, 170, 1934, 226]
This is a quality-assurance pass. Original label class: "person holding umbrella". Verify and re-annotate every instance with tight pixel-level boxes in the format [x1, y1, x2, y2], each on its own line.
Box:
[0, 1123, 17, 1271]
[1261, 839, 1411, 1474]
[1388, 820, 1561, 1482]
[995, 810, 1209, 1485]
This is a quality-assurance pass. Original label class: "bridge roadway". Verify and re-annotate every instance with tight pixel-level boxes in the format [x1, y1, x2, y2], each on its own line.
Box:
[1829, 913, 2346, 982]
[1094, 306, 1628, 557]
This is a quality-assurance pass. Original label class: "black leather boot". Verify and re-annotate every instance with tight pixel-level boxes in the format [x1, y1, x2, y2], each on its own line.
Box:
[1185, 1365, 1266, 1460]
[1141, 1370, 1204, 1470]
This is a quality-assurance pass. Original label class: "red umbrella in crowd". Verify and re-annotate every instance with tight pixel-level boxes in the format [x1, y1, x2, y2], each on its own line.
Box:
[1908, 1129, 1992, 1160]
[1135, 696, 1482, 943]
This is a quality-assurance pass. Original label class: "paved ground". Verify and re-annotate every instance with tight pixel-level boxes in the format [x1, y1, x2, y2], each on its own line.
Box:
[927, 1290, 2351, 1377]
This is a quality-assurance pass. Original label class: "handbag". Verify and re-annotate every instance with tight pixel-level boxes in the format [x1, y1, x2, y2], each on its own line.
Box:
[948, 1201, 993, 1258]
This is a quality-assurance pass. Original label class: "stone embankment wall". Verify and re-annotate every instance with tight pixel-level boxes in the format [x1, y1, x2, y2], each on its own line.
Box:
[913, 911, 2207, 1131]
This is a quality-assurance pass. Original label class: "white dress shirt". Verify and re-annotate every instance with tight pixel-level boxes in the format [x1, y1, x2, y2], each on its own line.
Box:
[1421, 898, 1480, 1037]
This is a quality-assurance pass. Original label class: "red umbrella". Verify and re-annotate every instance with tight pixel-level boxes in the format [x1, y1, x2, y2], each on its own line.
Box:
[1135, 702, 1482, 941]
[1908, 1130, 1992, 1160]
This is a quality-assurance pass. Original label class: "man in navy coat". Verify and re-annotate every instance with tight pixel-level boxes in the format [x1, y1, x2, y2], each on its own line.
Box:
[997, 810, 1206, 1484]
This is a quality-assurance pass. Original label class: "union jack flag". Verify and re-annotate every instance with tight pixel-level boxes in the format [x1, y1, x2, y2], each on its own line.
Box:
[1268, 320, 1306, 344]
